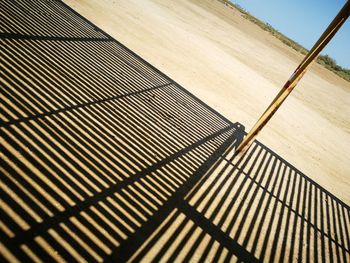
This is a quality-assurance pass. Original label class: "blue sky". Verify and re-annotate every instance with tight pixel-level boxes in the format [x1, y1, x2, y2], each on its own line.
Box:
[231, 0, 350, 69]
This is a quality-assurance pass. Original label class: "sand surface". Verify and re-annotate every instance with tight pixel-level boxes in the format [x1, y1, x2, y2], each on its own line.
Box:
[2, 0, 350, 261]
[64, 0, 350, 203]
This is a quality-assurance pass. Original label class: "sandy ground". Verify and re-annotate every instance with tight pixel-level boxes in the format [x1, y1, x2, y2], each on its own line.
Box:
[64, 0, 350, 204]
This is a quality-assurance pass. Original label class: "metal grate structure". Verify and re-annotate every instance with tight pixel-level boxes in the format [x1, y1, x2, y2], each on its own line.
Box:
[1, 1, 349, 262]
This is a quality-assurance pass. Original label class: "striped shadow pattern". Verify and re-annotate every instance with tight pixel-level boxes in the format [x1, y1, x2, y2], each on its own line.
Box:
[1, 0, 349, 262]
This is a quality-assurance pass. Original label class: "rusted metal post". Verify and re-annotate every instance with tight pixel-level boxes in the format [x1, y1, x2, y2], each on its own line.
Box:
[235, 0, 350, 158]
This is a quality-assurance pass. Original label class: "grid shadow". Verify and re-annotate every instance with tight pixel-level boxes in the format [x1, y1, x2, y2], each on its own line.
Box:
[1, 0, 349, 262]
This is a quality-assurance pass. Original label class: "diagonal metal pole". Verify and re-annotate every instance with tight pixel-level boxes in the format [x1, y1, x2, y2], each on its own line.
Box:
[234, 0, 350, 158]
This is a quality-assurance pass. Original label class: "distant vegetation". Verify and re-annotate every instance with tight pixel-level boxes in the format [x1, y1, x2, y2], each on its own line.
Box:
[218, 0, 350, 81]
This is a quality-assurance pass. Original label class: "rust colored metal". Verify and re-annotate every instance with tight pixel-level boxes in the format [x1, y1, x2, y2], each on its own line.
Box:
[234, 0, 350, 158]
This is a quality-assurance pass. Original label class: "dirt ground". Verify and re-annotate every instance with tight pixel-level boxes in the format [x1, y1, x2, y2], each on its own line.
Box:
[64, 0, 350, 204]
